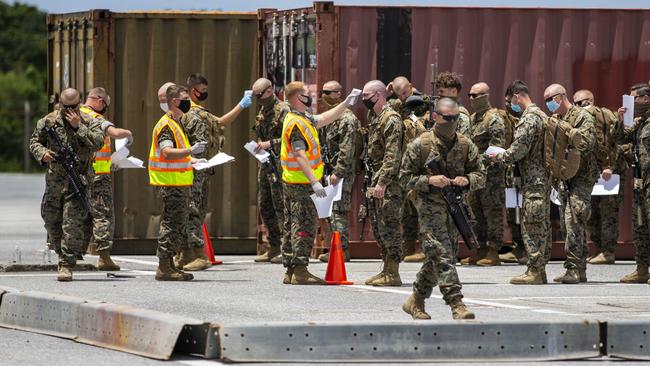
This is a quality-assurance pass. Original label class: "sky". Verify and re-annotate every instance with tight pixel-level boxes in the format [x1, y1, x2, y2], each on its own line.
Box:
[13, 0, 650, 13]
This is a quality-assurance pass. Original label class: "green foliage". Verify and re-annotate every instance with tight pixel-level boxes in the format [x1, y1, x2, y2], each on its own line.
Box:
[0, 2, 47, 171]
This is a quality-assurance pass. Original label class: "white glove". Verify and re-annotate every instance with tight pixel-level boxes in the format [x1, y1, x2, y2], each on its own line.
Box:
[344, 89, 361, 107]
[311, 181, 327, 197]
[125, 134, 134, 147]
[190, 141, 208, 155]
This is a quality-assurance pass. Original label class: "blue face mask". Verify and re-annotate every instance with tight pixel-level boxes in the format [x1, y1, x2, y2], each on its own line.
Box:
[546, 99, 560, 113]
[511, 104, 522, 113]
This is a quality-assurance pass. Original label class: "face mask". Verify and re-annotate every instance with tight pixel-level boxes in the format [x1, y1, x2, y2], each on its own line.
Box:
[546, 98, 560, 113]
[299, 95, 312, 108]
[323, 94, 340, 106]
[363, 94, 377, 110]
[510, 103, 522, 114]
[469, 94, 491, 113]
[196, 91, 208, 101]
[258, 94, 276, 108]
[160, 103, 169, 112]
[179, 99, 191, 113]
[434, 117, 458, 142]
[635, 102, 650, 118]
[98, 103, 107, 115]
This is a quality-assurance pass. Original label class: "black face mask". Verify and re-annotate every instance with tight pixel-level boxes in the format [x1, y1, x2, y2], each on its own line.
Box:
[179, 99, 191, 113]
[363, 95, 377, 110]
[299, 94, 312, 108]
[196, 91, 208, 101]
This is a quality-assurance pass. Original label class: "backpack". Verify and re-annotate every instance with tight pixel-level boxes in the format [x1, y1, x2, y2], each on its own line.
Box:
[482, 108, 515, 149]
[543, 115, 581, 181]
[419, 130, 470, 167]
[588, 106, 618, 169]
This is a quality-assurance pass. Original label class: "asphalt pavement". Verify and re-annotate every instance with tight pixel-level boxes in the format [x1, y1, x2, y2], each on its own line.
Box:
[1, 173, 649, 365]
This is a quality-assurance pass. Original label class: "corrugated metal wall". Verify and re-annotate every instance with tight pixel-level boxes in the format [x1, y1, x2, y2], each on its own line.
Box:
[48, 11, 260, 252]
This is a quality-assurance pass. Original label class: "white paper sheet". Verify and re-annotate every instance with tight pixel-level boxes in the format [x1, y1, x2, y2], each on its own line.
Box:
[193, 152, 235, 170]
[347, 88, 362, 106]
[591, 174, 620, 196]
[244, 140, 270, 163]
[327, 177, 344, 201]
[550, 188, 561, 206]
[111, 138, 130, 163]
[505, 188, 523, 208]
[310, 184, 339, 218]
[109, 138, 144, 169]
[623, 94, 635, 127]
[485, 146, 506, 155]
[113, 156, 145, 169]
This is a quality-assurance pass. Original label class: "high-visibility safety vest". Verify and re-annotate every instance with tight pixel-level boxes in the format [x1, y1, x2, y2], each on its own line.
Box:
[280, 111, 323, 184]
[80, 105, 112, 174]
[148, 114, 194, 186]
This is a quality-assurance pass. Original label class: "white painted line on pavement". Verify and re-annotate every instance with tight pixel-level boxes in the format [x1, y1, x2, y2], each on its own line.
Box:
[481, 295, 650, 301]
[110, 256, 255, 266]
[177, 359, 224, 365]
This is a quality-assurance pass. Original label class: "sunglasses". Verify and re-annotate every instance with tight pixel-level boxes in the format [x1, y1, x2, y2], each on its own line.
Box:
[441, 114, 460, 122]
[545, 93, 563, 103]
[467, 93, 486, 99]
[253, 86, 271, 98]
[321, 90, 339, 95]
[574, 99, 590, 107]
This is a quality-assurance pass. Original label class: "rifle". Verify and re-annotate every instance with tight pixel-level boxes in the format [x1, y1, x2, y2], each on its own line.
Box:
[299, 11, 308, 81]
[271, 13, 283, 91]
[633, 129, 643, 226]
[512, 163, 522, 224]
[425, 157, 479, 251]
[255, 123, 281, 182]
[43, 125, 91, 212]
[358, 133, 377, 242]
[320, 129, 333, 178]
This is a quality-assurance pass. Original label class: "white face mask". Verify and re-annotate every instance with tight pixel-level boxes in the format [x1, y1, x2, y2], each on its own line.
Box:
[160, 103, 169, 112]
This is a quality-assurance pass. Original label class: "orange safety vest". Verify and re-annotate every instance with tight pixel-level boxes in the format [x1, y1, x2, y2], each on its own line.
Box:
[280, 111, 323, 184]
[80, 105, 111, 174]
[148, 114, 194, 186]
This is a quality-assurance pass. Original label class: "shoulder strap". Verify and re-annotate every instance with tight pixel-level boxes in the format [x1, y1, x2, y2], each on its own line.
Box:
[457, 134, 470, 163]
[419, 131, 434, 163]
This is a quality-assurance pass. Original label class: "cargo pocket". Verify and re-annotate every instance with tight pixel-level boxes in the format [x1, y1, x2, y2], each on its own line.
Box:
[523, 192, 545, 223]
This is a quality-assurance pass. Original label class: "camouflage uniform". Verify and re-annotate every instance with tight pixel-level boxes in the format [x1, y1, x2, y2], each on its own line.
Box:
[322, 108, 360, 249]
[469, 109, 506, 250]
[503, 112, 524, 249]
[399, 131, 486, 302]
[182, 101, 224, 250]
[613, 114, 650, 266]
[255, 97, 289, 252]
[553, 106, 597, 271]
[401, 115, 427, 244]
[155, 122, 192, 259]
[367, 105, 405, 262]
[457, 106, 472, 138]
[30, 110, 104, 266]
[496, 105, 551, 270]
[587, 106, 628, 254]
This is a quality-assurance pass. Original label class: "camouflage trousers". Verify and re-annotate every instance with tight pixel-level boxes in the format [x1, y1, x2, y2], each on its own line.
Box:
[521, 185, 552, 270]
[329, 178, 354, 249]
[506, 208, 524, 247]
[187, 170, 210, 249]
[588, 173, 624, 254]
[412, 194, 463, 304]
[469, 167, 505, 250]
[282, 183, 317, 268]
[370, 181, 403, 263]
[156, 186, 190, 259]
[401, 197, 419, 242]
[259, 165, 284, 249]
[632, 187, 650, 266]
[89, 174, 114, 252]
[559, 181, 592, 270]
[41, 173, 92, 266]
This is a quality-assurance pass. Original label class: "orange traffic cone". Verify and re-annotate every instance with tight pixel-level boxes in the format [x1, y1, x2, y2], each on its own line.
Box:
[325, 231, 353, 285]
[202, 223, 223, 265]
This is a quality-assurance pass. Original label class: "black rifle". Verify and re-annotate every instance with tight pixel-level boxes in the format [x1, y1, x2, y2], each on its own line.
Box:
[426, 157, 479, 251]
[512, 163, 522, 224]
[320, 129, 333, 178]
[358, 133, 377, 242]
[43, 126, 90, 212]
[271, 13, 283, 90]
[633, 128, 643, 226]
[265, 149, 281, 183]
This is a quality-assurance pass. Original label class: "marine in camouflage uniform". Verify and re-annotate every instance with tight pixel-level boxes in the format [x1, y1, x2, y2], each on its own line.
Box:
[612, 85, 650, 283]
[252, 79, 290, 263]
[363, 80, 405, 286]
[434, 71, 472, 138]
[318, 82, 361, 262]
[400, 97, 485, 320]
[544, 85, 597, 284]
[493, 81, 551, 284]
[464, 88, 506, 266]
[30, 88, 104, 281]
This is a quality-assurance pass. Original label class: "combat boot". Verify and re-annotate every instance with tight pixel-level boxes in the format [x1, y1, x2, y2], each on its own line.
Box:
[477, 247, 501, 266]
[169, 258, 194, 280]
[510, 267, 545, 285]
[156, 258, 192, 281]
[368, 260, 402, 287]
[96, 251, 120, 271]
[460, 247, 487, 265]
[57, 264, 73, 282]
[402, 239, 418, 259]
[402, 292, 431, 320]
[449, 298, 475, 320]
[365, 261, 387, 285]
[553, 269, 580, 284]
[620, 265, 650, 283]
[500, 245, 527, 264]
[404, 252, 426, 263]
[183, 247, 211, 271]
[588, 251, 615, 265]
[270, 254, 283, 264]
[174, 247, 196, 269]
[579, 269, 587, 283]
[318, 248, 351, 263]
[283, 268, 294, 284]
[291, 265, 325, 285]
[254, 246, 281, 263]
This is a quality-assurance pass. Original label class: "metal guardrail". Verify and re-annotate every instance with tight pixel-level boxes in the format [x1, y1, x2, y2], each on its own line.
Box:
[608, 320, 650, 360]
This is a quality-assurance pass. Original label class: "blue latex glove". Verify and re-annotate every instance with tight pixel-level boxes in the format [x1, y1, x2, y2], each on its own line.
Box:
[239, 94, 252, 109]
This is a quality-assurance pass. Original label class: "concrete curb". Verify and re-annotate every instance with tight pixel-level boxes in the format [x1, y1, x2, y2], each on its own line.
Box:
[1, 286, 649, 362]
[0, 263, 97, 272]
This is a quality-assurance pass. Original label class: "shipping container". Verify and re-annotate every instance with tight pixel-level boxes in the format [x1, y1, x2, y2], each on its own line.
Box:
[259, 2, 650, 258]
[47, 10, 260, 254]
